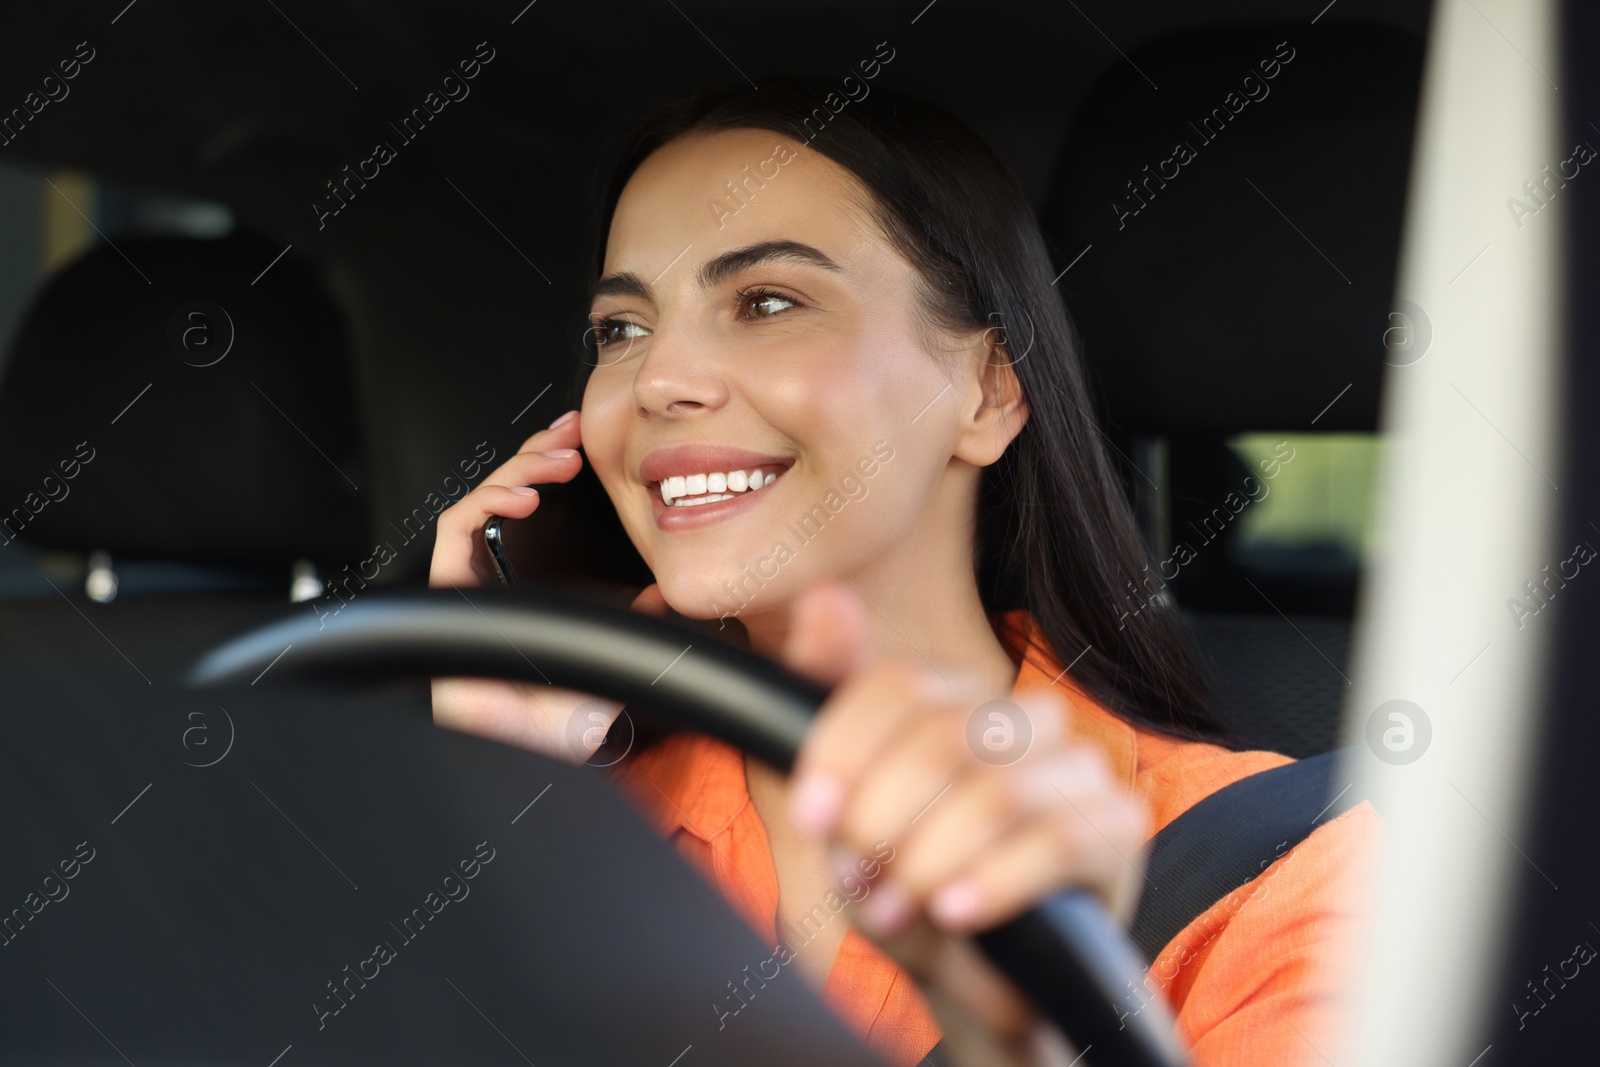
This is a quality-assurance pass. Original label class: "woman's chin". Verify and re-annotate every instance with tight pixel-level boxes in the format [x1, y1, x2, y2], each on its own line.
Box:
[654, 568, 790, 623]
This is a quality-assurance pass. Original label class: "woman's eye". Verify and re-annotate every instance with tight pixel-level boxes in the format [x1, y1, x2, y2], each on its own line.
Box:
[738, 289, 797, 319]
[591, 317, 648, 346]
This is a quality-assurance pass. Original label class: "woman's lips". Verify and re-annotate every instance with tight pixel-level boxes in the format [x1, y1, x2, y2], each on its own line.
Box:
[649, 465, 788, 531]
[639, 444, 794, 487]
[639, 444, 796, 532]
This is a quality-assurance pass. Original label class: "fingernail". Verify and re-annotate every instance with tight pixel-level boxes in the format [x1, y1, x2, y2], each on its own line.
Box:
[1015, 689, 1068, 745]
[542, 448, 577, 458]
[928, 879, 984, 930]
[857, 879, 912, 936]
[548, 409, 578, 428]
[1017, 760, 1067, 805]
[789, 774, 844, 837]
[830, 846, 862, 885]
[509, 486, 538, 497]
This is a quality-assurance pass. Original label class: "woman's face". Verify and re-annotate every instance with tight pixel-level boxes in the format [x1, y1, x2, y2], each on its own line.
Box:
[581, 127, 1000, 622]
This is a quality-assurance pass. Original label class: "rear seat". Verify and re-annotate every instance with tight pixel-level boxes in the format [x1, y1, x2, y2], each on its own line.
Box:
[0, 231, 373, 688]
[1039, 23, 1426, 755]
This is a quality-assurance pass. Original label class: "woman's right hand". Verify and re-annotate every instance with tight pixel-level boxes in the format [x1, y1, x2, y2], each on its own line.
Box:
[428, 409, 646, 765]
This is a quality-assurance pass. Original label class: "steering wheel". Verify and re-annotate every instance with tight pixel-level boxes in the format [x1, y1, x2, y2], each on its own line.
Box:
[188, 584, 1189, 1067]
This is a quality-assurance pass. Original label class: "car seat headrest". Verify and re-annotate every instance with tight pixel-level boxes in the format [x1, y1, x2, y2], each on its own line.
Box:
[1041, 24, 1426, 434]
[0, 232, 367, 567]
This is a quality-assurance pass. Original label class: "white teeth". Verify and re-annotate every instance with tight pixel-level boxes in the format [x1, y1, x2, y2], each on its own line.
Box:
[658, 465, 785, 506]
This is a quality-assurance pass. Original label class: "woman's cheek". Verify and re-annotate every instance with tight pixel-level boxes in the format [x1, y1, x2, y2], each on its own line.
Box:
[579, 394, 656, 565]
[580, 383, 630, 483]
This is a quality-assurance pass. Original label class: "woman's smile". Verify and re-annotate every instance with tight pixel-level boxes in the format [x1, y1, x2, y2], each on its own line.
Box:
[639, 442, 795, 531]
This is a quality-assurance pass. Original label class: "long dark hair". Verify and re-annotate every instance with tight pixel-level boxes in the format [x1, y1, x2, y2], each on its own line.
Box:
[575, 75, 1230, 744]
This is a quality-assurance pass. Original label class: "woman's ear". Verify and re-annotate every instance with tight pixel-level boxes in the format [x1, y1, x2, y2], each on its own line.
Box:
[952, 322, 1030, 467]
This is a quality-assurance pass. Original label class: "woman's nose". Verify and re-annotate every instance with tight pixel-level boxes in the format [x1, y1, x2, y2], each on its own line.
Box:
[633, 325, 730, 417]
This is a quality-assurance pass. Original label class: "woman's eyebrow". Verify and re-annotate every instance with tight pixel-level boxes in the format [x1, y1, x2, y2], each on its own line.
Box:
[591, 272, 652, 304]
[697, 240, 842, 288]
[590, 240, 841, 304]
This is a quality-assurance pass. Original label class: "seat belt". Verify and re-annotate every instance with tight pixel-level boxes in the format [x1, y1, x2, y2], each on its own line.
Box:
[1127, 746, 1362, 963]
[914, 748, 1362, 1066]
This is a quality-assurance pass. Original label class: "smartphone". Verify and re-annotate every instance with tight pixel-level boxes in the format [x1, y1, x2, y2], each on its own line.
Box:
[484, 515, 518, 589]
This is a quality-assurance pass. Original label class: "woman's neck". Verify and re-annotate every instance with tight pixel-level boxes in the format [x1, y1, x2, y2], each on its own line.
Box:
[737, 568, 1021, 700]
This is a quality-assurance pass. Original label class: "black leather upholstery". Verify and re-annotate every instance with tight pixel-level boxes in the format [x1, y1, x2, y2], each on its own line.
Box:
[0, 232, 367, 569]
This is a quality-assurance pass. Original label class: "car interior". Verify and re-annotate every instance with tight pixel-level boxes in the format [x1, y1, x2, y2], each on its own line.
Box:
[0, 4, 1429, 752]
[2, 1, 1597, 1064]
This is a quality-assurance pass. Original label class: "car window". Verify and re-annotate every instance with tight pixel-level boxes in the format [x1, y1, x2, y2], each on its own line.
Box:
[1226, 432, 1381, 574]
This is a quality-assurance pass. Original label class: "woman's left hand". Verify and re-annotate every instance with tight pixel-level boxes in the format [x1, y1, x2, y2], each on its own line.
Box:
[779, 581, 1152, 1067]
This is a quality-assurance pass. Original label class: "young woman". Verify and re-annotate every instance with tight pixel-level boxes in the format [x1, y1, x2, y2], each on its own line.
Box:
[430, 77, 1376, 1067]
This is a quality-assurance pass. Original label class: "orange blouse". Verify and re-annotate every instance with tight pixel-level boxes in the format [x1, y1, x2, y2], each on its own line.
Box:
[608, 610, 1380, 1066]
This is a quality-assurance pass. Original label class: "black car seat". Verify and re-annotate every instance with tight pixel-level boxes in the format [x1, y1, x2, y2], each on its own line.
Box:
[0, 230, 371, 685]
[1040, 23, 1426, 755]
